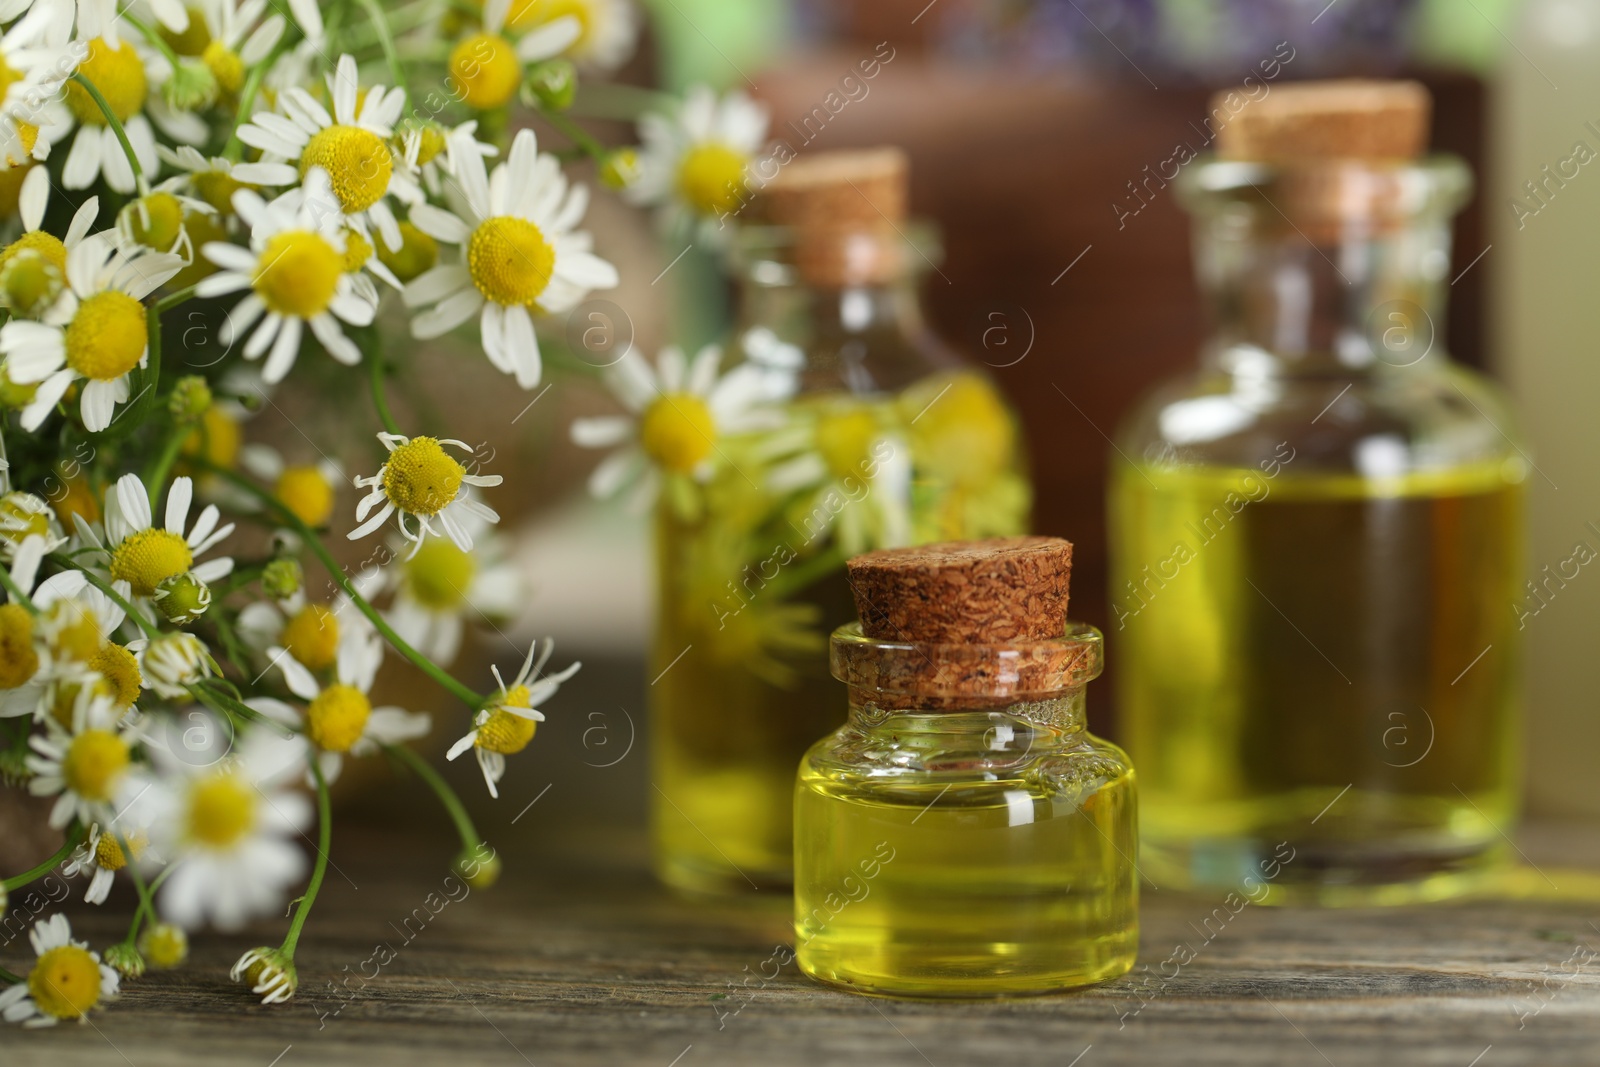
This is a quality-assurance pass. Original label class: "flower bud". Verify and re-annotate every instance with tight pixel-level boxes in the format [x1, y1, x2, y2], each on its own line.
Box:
[164, 58, 218, 111]
[169, 375, 212, 423]
[231, 946, 297, 1005]
[599, 147, 640, 191]
[525, 59, 577, 112]
[262, 558, 302, 600]
[103, 942, 146, 980]
[140, 923, 189, 970]
[154, 571, 212, 626]
[141, 631, 213, 698]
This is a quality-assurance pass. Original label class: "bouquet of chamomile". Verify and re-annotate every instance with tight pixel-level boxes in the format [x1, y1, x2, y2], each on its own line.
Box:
[0, 0, 777, 1027]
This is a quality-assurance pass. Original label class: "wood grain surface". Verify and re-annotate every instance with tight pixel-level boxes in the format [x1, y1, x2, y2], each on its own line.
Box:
[6, 820, 1600, 1067]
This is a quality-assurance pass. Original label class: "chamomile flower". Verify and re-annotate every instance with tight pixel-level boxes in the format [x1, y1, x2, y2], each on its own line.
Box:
[2, 232, 185, 432]
[240, 443, 342, 528]
[0, 915, 120, 1027]
[765, 404, 913, 555]
[138, 630, 214, 698]
[259, 625, 429, 783]
[115, 179, 214, 261]
[380, 512, 522, 666]
[0, 1, 78, 169]
[395, 117, 492, 200]
[570, 344, 796, 511]
[403, 127, 618, 389]
[0, 533, 48, 718]
[233, 53, 419, 252]
[524, 0, 639, 71]
[447, 639, 578, 797]
[157, 144, 251, 217]
[198, 168, 377, 383]
[26, 702, 142, 828]
[236, 585, 373, 676]
[230, 946, 295, 1004]
[187, 0, 286, 100]
[29, 566, 131, 680]
[348, 433, 502, 554]
[124, 719, 311, 931]
[0, 487, 66, 558]
[64, 823, 155, 905]
[0, 164, 99, 317]
[88, 473, 235, 608]
[62, 0, 205, 193]
[628, 85, 769, 238]
[448, 0, 581, 112]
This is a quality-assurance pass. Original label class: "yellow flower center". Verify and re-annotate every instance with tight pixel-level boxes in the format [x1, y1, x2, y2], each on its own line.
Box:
[43, 598, 104, 662]
[639, 393, 715, 473]
[477, 691, 536, 754]
[677, 143, 748, 216]
[202, 40, 245, 94]
[181, 405, 241, 470]
[904, 374, 1014, 489]
[90, 642, 142, 710]
[506, 0, 593, 41]
[124, 192, 184, 253]
[276, 465, 334, 527]
[281, 603, 338, 672]
[192, 169, 245, 214]
[466, 216, 555, 308]
[412, 124, 447, 166]
[28, 945, 104, 1020]
[51, 473, 100, 528]
[0, 602, 38, 689]
[404, 538, 476, 609]
[306, 682, 371, 753]
[377, 220, 437, 283]
[300, 125, 393, 213]
[0, 247, 63, 316]
[341, 228, 372, 272]
[0, 228, 66, 276]
[64, 291, 148, 382]
[815, 407, 879, 480]
[93, 829, 144, 871]
[2, 122, 38, 169]
[141, 924, 188, 969]
[160, 10, 211, 56]
[186, 772, 257, 848]
[252, 230, 342, 318]
[381, 437, 465, 516]
[66, 38, 149, 125]
[0, 363, 38, 408]
[109, 528, 194, 597]
[63, 729, 130, 802]
[449, 33, 521, 111]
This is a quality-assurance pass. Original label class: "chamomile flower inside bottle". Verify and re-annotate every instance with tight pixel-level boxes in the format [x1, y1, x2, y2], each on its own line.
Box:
[637, 148, 1031, 894]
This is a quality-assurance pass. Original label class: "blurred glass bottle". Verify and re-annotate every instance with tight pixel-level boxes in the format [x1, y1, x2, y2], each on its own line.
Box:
[651, 149, 1031, 895]
[1111, 81, 1527, 904]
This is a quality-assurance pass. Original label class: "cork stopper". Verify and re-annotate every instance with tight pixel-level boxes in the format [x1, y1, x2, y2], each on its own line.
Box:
[751, 147, 908, 287]
[1215, 79, 1430, 163]
[846, 536, 1073, 645]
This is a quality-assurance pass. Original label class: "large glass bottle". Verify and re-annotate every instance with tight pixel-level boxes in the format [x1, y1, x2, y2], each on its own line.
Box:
[1110, 84, 1526, 905]
[650, 149, 1030, 895]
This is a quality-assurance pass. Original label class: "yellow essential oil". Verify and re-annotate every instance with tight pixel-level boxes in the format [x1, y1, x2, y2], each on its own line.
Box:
[796, 540, 1137, 1001]
[1112, 456, 1525, 903]
[651, 375, 1028, 894]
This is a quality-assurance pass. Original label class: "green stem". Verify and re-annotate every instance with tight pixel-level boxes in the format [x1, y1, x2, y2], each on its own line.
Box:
[117, 835, 160, 942]
[144, 425, 189, 507]
[0, 565, 38, 613]
[368, 348, 402, 436]
[386, 742, 481, 852]
[69, 74, 143, 185]
[54, 555, 161, 639]
[0, 964, 19, 984]
[537, 108, 607, 161]
[156, 283, 201, 313]
[3, 824, 84, 892]
[194, 463, 486, 709]
[355, 0, 407, 97]
[280, 757, 332, 957]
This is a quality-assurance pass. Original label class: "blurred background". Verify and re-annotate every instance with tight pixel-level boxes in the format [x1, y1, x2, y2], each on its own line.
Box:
[264, 0, 1600, 849]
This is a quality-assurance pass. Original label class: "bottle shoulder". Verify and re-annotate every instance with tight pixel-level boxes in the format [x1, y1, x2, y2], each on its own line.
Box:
[1115, 358, 1526, 479]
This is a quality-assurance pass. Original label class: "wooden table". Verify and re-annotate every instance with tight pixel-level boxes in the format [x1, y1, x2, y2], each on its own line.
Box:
[8, 819, 1600, 1067]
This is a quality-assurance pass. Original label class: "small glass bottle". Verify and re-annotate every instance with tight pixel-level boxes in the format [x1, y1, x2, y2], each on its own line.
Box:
[1111, 81, 1527, 903]
[651, 150, 1031, 895]
[795, 538, 1138, 997]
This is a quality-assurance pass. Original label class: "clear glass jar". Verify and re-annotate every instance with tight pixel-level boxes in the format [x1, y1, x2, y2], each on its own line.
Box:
[794, 621, 1138, 997]
[649, 223, 1031, 895]
[1111, 156, 1527, 904]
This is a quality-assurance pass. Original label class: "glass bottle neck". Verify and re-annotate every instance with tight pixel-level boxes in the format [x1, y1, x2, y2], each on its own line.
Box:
[844, 694, 1087, 738]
